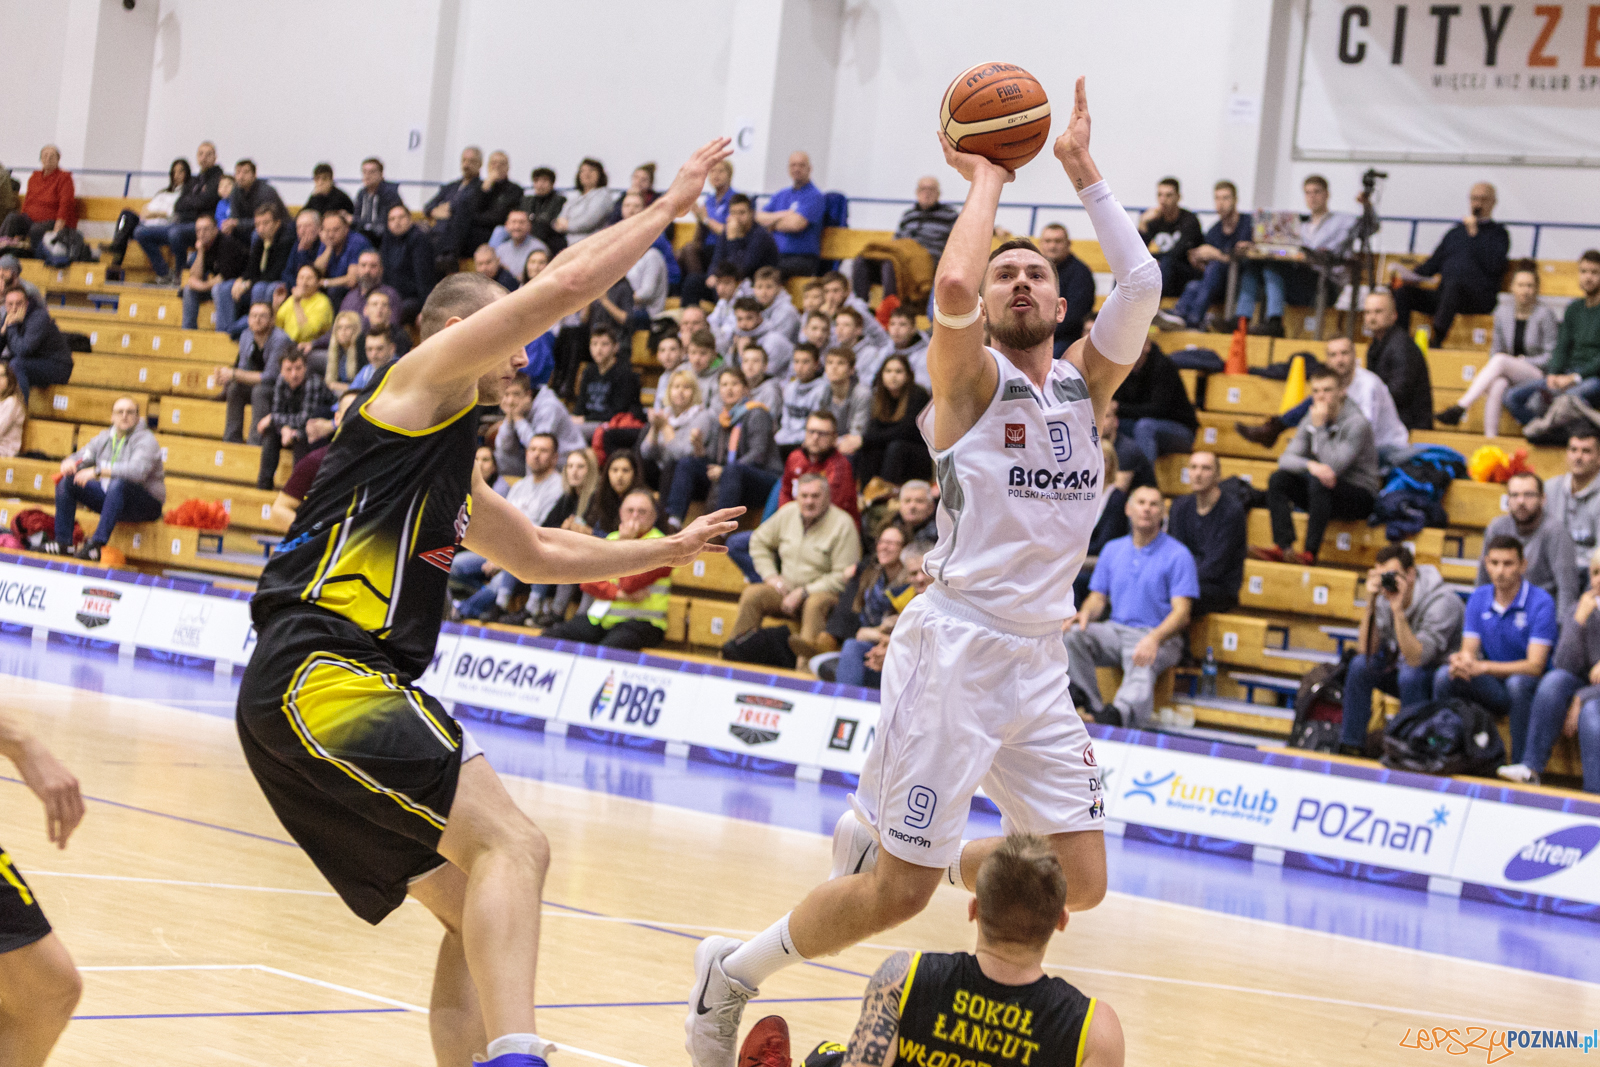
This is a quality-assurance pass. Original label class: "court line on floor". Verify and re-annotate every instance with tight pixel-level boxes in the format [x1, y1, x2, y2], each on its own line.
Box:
[31, 871, 337, 896]
[78, 964, 661, 1067]
[0, 774, 298, 847]
[76, 1008, 403, 1021]
[544, 900, 872, 980]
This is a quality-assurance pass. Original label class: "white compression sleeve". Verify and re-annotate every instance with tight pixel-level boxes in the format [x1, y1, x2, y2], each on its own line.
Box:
[1078, 179, 1162, 366]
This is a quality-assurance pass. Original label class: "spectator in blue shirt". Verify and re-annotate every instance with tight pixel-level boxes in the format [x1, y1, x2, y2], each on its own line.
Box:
[1158, 180, 1252, 331]
[1433, 535, 1558, 762]
[756, 151, 826, 279]
[1063, 486, 1200, 728]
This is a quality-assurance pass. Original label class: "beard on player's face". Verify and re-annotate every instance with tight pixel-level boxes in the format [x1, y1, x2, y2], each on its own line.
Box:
[986, 296, 1056, 350]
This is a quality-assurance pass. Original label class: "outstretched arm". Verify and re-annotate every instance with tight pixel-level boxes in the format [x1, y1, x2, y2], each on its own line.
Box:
[0, 710, 84, 849]
[925, 138, 1014, 450]
[461, 469, 743, 584]
[842, 951, 911, 1067]
[381, 138, 732, 423]
[1053, 78, 1161, 415]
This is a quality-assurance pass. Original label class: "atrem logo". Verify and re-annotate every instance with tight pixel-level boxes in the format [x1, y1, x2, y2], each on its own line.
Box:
[1502, 824, 1600, 882]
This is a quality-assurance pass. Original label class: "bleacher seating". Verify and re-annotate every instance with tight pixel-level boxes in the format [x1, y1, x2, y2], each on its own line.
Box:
[5, 193, 1591, 789]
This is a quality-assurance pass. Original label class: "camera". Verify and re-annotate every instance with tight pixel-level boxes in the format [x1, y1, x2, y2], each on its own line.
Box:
[1380, 571, 1400, 594]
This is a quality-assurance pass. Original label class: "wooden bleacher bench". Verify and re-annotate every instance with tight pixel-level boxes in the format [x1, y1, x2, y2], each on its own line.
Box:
[1241, 510, 1444, 568]
[1239, 558, 1365, 621]
[671, 552, 747, 596]
[65, 352, 223, 399]
[1194, 411, 1287, 460]
[161, 477, 284, 533]
[157, 396, 232, 439]
[1202, 374, 1283, 418]
[157, 434, 288, 487]
[50, 311, 236, 363]
[0, 457, 59, 503]
[27, 386, 149, 427]
[22, 421, 75, 459]
[1156, 329, 1273, 369]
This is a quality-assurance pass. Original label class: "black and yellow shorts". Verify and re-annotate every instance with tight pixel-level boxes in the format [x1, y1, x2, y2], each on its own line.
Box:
[0, 846, 52, 954]
[237, 607, 464, 925]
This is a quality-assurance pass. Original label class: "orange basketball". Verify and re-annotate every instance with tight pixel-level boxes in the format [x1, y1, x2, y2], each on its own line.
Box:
[940, 62, 1051, 170]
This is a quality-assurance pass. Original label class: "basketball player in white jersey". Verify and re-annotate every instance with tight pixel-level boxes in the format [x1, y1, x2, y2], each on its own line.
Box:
[686, 78, 1160, 1067]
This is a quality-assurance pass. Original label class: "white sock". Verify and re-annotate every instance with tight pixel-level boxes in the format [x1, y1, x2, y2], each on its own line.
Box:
[723, 913, 801, 989]
[946, 841, 969, 889]
[485, 1033, 555, 1062]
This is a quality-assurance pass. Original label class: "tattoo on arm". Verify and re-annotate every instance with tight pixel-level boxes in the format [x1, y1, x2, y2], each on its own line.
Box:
[844, 952, 912, 1067]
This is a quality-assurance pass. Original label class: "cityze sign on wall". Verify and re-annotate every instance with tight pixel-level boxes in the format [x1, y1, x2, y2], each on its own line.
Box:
[1294, 1, 1600, 165]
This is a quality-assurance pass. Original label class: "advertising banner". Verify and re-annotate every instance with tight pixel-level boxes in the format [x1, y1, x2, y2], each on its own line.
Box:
[437, 632, 574, 720]
[684, 675, 841, 766]
[1113, 746, 1470, 876]
[811, 695, 882, 776]
[1294, 1, 1600, 165]
[137, 587, 256, 665]
[557, 653, 707, 743]
[0, 559, 152, 646]
[1449, 799, 1600, 905]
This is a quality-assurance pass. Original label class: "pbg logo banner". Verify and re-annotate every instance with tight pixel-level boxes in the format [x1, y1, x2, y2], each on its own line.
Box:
[1295, 2, 1600, 165]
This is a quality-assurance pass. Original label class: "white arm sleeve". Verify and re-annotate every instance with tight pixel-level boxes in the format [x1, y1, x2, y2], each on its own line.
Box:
[1078, 180, 1162, 366]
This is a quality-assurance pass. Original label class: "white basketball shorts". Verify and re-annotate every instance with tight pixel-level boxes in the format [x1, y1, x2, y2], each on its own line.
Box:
[852, 587, 1106, 867]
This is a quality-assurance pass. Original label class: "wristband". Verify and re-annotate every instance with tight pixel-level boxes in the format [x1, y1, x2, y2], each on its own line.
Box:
[933, 298, 983, 331]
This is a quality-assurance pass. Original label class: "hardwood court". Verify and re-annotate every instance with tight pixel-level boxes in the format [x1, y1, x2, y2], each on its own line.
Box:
[2, 671, 1596, 1067]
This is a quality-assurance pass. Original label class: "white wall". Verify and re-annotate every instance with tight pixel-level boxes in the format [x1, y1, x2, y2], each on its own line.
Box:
[0, 0, 70, 170]
[137, 0, 442, 200]
[15, 0, 1597, 256]
[444, 0, 737, 194]
[825, 0, 1276, 234]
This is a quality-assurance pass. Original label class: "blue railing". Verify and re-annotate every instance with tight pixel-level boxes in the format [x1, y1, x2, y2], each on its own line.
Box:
[31, 167, 1600, 259]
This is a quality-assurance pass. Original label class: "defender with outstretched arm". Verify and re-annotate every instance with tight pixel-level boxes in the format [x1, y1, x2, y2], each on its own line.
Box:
[238, 139, 741, 1067]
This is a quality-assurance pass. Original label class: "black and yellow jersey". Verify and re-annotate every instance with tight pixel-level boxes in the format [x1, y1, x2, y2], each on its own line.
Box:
[251, 363, 478, 677]
[896, 952, 1096, 1067]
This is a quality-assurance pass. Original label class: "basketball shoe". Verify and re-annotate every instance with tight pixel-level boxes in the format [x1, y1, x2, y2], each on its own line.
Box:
[686, 935, 756, 1067]
[828, 808, 878, 880]
[739, 1015, 791, 1067]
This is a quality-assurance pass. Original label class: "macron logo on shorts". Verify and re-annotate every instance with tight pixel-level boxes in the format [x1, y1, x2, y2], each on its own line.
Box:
[1004, 423, 1026, 449]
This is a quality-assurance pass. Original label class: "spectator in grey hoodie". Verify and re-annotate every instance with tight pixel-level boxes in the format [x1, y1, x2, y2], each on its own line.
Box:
[1545, 427, 1600, 583]
[662, 367, 779, 528]
[1339, 544, 1464, 754]
[731, 297, 794, 380]
[818, 345, 872, 456]
[1257, 365, 1380, 564]
[641, 368, 713, 506]
[751, 265, 801, 343]
[886, 306, 931, 391]
[775, 343, 832, 448]
[739, 345, 783, 415]
[54, 397, 166, 561]
[1478, 470, 1581, 618]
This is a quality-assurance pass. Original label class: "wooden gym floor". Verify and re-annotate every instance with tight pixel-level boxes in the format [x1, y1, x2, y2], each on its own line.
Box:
[1, 641, 1596, 1067]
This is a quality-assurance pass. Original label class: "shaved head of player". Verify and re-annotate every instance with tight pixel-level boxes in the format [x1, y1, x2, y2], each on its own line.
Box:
[687, 77, 1160, 1067]
[239, 138, 742, 1067]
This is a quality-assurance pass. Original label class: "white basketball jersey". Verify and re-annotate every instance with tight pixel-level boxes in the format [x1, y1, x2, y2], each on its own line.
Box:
[919, 347, 1103, 626]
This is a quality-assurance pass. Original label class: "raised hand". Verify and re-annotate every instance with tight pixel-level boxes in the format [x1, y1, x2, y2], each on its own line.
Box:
[1052, 77, 1101, 190]
[661, 138, 735, 217]
[662, 505, 745, 564]
[936, 132, 1014, 186]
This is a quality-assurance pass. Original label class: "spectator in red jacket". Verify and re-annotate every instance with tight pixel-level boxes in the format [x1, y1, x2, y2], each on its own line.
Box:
[779, 409, 859, 520]
[0, 146, 77, 253]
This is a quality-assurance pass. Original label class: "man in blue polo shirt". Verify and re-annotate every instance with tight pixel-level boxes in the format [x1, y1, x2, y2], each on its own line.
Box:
[756, 150, 825, 279]
[1064, 485, 1200, 728]
[1433, 534, 1557, 763]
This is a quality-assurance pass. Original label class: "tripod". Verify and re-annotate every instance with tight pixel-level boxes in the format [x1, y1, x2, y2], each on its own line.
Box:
[1345, 168, 1387, 341]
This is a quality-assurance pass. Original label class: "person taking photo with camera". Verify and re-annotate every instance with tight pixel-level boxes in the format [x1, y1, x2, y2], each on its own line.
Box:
[1338, 544, 1464, 756]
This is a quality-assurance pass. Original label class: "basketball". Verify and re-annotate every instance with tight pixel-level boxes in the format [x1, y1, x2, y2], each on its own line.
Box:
[940, 61, 1051, 170]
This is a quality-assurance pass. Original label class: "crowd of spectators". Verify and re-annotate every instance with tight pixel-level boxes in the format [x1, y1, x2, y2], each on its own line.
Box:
[2, 138, 1599, 790]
